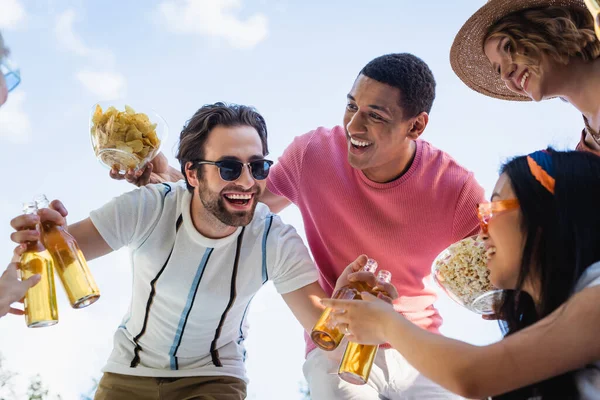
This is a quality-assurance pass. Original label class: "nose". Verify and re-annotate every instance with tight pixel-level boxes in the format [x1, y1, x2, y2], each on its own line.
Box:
[234, 163, 255, 189]
[346, 111, 366, 136]
[499, 59, 517, 83]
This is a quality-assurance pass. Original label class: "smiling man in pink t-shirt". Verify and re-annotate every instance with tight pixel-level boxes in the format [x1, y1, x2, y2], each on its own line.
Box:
[262, 53, 483, 399]
[116, 53, 484, 399]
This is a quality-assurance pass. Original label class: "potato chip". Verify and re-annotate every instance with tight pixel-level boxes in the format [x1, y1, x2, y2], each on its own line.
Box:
[91, 104, 161, 171]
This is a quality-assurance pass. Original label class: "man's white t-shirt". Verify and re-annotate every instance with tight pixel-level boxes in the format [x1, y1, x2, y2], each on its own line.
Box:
[89, 181, 319, 382]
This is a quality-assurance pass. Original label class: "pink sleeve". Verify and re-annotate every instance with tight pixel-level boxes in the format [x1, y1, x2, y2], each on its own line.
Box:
[451, 172, 486, 242]
[267, 130, 315, 205]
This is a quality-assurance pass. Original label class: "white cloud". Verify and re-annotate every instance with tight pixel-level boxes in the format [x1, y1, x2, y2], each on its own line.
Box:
[54, 9, 90, 56]
[0, 0, 26, 30]
[76, 70, 127, 101]
[0, 91, 31, 143]
[156, 0, 268, 49]
[55, 9, 124, 99]
[54, 9, 116, 66]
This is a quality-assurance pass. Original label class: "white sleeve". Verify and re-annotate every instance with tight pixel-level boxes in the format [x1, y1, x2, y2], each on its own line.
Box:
[266, 216, 319, 294]
[89, 184, 169, 251]
[575, 261, 600, 292]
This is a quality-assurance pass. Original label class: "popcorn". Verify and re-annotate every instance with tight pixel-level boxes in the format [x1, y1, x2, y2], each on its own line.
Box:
[433, 236, 499, 313]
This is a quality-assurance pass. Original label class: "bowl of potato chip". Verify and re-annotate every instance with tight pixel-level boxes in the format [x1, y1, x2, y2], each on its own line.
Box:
[89, 101, 168, 173]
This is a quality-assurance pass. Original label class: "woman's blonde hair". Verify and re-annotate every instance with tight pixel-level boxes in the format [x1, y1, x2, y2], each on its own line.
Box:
[486, 6, 600, 74]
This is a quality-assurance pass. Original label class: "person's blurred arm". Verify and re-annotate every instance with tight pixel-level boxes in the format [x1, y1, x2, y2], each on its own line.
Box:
[0, 262, 40, 318]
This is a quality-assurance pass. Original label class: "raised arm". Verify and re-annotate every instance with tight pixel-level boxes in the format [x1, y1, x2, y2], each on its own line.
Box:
[323, 285, 600, 399]
[10, 200, 112, 262]
[281, 281, 327, 332]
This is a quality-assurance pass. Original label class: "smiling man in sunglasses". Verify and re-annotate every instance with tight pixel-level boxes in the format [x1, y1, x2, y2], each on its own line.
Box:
[8, 102, 360, 399]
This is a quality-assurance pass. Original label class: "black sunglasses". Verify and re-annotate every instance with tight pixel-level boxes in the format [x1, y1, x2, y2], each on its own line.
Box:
[194, 159, 274, 181]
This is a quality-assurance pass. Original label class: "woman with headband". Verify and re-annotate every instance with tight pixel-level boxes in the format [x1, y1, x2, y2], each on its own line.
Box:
[450, 0, 600, 156]
[323, 149, 600, 400]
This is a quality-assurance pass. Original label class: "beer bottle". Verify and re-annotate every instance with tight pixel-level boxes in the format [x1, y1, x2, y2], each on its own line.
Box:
[20, 201, 59, 327]
[35, 195, 100, 308]
[310, 259, 378, 351]
[338, 270, 393, 385]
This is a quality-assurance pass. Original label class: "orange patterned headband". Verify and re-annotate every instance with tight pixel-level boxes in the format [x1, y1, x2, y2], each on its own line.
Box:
[527, 150, 555, 195]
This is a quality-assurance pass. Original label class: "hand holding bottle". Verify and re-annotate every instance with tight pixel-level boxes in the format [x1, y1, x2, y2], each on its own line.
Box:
[321, 291, 398, 346]
[333, 256, 399, 304]
[0, 262, 41, 317]
[11, 200, 68, 257]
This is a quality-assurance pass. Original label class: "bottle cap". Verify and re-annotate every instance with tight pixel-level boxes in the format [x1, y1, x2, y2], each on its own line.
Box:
[22, 201, 38, 215]
[33, 194, 50, 209]
[362, 258, 378, 273]
[376, 270, 392, 284]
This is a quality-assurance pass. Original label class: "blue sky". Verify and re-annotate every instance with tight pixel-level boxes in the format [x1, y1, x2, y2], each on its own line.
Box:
[0, 0, 585, 399]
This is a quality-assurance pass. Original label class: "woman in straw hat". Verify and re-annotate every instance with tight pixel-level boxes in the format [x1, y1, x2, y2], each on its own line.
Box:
[324, 149, 600, 400]
[450, 0, 600, 156]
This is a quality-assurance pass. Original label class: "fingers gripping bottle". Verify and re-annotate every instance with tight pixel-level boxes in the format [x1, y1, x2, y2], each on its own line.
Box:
[20, 201, 59, 327]
[338, 270, 393, 385]
[35, 195, 100, 308]
[310, 259, 378, 351]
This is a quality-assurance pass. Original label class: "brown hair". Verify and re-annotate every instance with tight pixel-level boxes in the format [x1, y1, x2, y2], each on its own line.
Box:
[486, 6, 600, 74]
[175, 102, 269, 191]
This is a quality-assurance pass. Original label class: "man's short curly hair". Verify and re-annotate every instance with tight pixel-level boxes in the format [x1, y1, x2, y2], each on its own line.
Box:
[359, 53, 436, 120]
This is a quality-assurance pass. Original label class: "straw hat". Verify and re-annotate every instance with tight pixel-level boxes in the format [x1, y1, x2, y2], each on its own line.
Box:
[450, 0, 587, 101]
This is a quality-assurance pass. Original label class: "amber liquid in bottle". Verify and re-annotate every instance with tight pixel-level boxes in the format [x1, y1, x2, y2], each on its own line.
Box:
[20, 202, 59, 328]
[36, 195, 100, 308]
[311, 259, 378, 351]
[338, 270, 392, 385]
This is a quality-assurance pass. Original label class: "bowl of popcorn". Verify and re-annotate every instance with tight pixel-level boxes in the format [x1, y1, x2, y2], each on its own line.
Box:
[89, 101, 168, 173]
[431, 235, 503, 315]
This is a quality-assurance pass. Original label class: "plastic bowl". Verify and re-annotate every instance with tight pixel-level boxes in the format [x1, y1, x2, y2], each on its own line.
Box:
[89, 101, 168, 174]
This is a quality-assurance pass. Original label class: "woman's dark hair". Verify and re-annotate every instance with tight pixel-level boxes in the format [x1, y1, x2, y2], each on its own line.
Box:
[493, 149, 600, 400]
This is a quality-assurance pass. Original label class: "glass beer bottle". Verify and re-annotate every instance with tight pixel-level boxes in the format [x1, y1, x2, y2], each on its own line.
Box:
[310, 259, 378, 351]
[35, 195, 100, 308]
[338, 270, 393, 385]
[20, 201, 59, 327]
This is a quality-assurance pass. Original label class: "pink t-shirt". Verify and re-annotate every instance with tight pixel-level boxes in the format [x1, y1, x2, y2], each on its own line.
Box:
[267, 126, 485, 356]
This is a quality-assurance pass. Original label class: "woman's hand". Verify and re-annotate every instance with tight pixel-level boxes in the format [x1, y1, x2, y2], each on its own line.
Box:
[322, 291, 399, 345]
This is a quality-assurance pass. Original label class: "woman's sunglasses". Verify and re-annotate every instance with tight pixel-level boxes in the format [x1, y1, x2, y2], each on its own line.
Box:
[194, 159, 274, 182]
[1, 60, 21, 92]
[477, 199, 519, 234]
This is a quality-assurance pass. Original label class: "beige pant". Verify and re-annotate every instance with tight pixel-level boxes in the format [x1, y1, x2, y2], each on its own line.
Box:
[303, 347, 463, 400]
[94, 372, 247, 400]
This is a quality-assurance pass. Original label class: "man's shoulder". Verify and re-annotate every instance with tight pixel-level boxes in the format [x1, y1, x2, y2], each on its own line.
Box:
[247, 203, 297, 239]
[291, 125, 345, 150]
[128, 180, 187, 216]
[418, 140, 476, 178]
